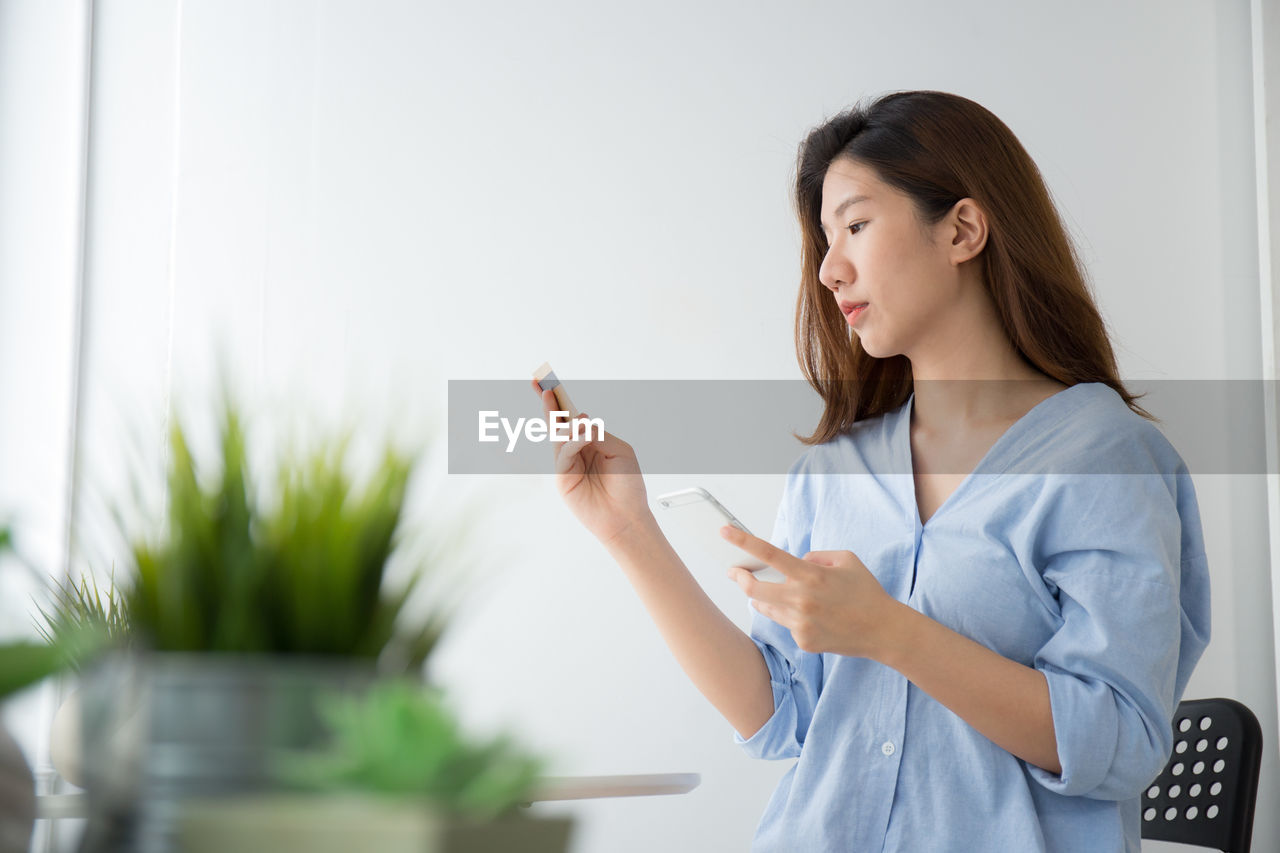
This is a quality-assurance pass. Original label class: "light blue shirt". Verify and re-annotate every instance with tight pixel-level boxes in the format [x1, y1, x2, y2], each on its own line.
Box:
[732, 382, 1212, 853]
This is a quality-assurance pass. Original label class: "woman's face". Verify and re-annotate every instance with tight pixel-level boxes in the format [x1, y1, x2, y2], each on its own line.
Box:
[817, 158, 961, 360]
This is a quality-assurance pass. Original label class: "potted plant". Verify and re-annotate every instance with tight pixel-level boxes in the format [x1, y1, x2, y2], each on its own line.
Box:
[72, 395, 496, 852]
[177, 680, 573, 853]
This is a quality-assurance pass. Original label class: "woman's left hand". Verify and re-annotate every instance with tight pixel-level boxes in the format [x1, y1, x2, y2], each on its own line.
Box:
[720, 525, 906, 661]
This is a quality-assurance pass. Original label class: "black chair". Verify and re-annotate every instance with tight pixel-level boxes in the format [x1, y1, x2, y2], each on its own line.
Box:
[1141, 697, 1263, 852]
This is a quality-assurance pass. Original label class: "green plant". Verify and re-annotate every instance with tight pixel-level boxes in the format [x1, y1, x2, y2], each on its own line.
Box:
[122, 398, 458, 670]
[0, 626, 105, 701]
[0, 523, 103, 689]
[0, 642, 71, 701]
[279, 681, 548, 822]
[33, 569, 130, 670]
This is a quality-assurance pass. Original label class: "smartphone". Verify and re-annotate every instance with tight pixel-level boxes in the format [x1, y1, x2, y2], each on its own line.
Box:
[655, 487, 786, 584]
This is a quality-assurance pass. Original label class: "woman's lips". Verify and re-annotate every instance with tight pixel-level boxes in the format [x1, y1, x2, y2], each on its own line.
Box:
[844, 303, 868, 323]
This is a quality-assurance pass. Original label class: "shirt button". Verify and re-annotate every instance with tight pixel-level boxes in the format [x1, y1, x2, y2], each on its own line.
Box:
[881, 741, 895, 756]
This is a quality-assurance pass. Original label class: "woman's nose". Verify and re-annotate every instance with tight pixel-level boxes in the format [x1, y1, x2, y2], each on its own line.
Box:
[818, 246, 853, 291]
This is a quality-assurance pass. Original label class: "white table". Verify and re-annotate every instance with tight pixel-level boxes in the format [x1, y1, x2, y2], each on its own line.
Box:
[524, 773, 700, 804]
[37, 772, 702, 819]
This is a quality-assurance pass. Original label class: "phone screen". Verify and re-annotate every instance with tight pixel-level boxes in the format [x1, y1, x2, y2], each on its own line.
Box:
[655, 488, 785, 583]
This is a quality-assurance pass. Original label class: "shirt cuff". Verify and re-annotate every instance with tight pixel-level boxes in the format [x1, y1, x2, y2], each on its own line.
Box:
[1026, 663, 1120, 796]
[731, 640, 802, 760]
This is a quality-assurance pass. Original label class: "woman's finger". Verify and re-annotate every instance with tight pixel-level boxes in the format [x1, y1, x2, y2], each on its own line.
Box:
[540, 389, 573, 463]
[553, 411, 602, 474]
[719, 526, 801, 581]
[554, 433, 591, 476]
[532, 379, 557, 423]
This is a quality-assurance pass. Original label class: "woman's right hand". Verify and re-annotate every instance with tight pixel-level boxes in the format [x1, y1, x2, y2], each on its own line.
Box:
[529, 379, 653, 548]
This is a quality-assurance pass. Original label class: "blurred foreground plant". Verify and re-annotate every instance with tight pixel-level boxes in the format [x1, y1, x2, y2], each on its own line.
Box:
[279, 681, 548, 822]
[0, 522, 108, 689]
[0, 642, 71, 701]
[0, 626, 106, 701]
[33, 570, 129, 670]
[122, 398, 466, 671]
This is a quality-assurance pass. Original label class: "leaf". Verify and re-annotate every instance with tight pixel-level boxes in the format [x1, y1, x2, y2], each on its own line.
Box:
[274, 681, 550, 818]
[0, 643, 66, 699]
[0, 626, 106, 700]
[32, 567, 130, 664]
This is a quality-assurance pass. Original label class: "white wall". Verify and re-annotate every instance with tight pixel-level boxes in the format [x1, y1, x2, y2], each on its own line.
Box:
[1254, 0, 1280, 760]
[0, 0, 85, 630]
[0, 1, 89, 850]
[3, 0, 1276, 850]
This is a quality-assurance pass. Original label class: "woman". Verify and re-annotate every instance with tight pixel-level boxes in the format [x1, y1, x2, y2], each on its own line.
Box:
[531, 90, 1210, 852]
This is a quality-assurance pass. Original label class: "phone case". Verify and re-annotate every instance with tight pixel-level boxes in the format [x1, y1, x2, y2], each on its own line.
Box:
[654, 487, 786, 584]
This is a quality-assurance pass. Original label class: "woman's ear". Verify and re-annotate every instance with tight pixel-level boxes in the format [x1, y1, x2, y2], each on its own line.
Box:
[947, 198, 989, 265]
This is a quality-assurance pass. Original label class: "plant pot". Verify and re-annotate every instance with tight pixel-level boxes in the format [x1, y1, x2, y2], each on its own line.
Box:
[440, 807, 574, 853]
[48, 686, 83, 787]
[77, 652, 380, 853]
[176, 794, 574, 853]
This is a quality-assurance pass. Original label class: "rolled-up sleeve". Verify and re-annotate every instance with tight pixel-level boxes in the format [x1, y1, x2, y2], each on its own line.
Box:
[732, 486, 824, 760]
[733, 606, 824, 759]
[1027, 473, 1195, 800]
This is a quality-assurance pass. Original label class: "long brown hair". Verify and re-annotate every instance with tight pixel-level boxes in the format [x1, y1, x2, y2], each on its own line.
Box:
[792, 90, 1154, 445]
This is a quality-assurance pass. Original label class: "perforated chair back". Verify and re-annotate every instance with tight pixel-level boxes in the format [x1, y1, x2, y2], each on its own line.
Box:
[1140, 697, 1262, 852]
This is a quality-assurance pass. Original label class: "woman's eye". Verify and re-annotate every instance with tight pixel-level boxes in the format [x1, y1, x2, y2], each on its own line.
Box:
[847, 221, 866, 235]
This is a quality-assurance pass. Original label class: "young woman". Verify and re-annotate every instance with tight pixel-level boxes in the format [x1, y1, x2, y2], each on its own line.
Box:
[530, 90, 1210, 852]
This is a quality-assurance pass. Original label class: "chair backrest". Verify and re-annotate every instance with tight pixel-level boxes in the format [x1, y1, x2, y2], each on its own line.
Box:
[1140, 697, 1263, 852]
